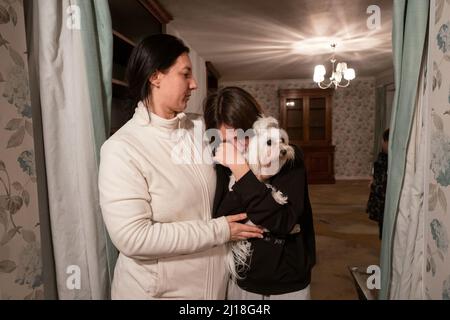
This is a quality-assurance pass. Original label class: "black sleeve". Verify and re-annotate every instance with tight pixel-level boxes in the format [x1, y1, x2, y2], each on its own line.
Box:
[231, 147, 308, 235]
[212, 164, 245, 218]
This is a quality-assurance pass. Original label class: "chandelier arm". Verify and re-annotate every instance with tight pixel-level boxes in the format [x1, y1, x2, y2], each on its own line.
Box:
[317, 81, 332, 89]
[336, 79, 351, 88]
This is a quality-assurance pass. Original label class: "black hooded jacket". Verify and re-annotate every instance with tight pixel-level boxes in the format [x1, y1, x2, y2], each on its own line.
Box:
[212, 145, 316, 295]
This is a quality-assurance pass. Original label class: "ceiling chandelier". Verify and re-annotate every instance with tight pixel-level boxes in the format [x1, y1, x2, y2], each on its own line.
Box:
[313, 43, 356, 89]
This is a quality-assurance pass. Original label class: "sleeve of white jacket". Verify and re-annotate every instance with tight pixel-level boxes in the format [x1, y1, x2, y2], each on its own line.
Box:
[98, 139, 230, 260]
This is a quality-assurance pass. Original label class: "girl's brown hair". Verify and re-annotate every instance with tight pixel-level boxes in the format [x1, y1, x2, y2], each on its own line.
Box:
[204, 87, 264, 131]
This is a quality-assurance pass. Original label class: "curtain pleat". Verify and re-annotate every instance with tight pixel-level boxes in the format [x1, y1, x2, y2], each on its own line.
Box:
[30, 0, 113, 299]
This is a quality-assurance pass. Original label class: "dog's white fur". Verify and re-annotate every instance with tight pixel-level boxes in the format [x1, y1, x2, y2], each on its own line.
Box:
[226, 116, 300, 281]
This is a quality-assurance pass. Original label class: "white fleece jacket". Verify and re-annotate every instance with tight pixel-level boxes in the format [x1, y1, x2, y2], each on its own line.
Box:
[98, 102, 230, 299]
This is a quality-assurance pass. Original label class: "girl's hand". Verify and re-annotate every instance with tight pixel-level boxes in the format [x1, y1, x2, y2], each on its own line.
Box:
[214, 142, 250, 181]
[226, 213, 264, 241]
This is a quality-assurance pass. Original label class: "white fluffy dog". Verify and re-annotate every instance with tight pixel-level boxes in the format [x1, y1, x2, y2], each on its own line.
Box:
[226, 116, 300, 281]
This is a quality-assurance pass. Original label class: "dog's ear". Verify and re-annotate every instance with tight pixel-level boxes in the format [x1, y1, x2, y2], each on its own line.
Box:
[253, 116, 279, 132]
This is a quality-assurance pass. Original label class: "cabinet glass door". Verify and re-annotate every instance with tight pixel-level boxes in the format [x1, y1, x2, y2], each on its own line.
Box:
[286, 98, 303, 141]
[309, 97, 326, 141]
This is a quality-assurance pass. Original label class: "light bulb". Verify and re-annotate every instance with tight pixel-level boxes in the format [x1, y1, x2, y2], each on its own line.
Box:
[344, 68, 356, 80]
[314, 65, 326, 76]
[334, 71, 342, 83]
[314, 73, 325, 83]
[336, 62, 347, 73]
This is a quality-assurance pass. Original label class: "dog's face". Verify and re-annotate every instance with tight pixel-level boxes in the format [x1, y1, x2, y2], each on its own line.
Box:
[246, 117, 295, 181]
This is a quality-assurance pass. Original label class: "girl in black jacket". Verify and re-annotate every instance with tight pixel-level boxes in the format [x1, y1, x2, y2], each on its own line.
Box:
[204, 86, 316, 300]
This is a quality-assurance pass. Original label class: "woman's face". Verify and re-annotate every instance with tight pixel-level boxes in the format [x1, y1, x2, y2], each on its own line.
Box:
[153, 53, 198, 114]
[218, 124, 249, 153]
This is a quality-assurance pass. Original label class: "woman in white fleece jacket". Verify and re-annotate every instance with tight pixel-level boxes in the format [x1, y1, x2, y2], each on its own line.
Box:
[98, 34, 263, 300]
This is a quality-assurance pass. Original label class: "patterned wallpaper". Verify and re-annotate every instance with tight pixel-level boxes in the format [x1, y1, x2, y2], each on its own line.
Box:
[0, 0, 43, 299]
[425, 0, 450, 300]
[220, 78, 376, 179]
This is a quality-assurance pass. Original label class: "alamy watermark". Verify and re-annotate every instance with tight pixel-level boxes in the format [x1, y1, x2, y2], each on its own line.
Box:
[66, 5, 81, 30]
[366, 265, 381, 290]
[65, 264, 381, 291]
[66, 265, 81, 290]
[367, 5, 381, 30]
[170, 125, 282, 177]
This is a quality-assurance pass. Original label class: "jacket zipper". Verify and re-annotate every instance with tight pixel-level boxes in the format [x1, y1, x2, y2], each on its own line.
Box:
[182, 132, 214, 298]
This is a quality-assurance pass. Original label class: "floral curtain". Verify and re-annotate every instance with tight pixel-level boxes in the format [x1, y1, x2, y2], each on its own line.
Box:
[0, 0, 44, 300]
[424, 0, 450, 300]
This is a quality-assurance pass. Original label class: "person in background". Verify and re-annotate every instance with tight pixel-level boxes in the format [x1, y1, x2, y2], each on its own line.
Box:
[367, 128, 389, 239]
[98, 35, 263, 300]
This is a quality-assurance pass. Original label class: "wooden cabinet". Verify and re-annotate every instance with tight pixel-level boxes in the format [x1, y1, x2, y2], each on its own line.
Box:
[279, 89, 335, 184]
[108, 0, 172, 136]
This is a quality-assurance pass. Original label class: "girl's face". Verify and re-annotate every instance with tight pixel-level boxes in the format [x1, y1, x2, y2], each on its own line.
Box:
[152, 53, 198, 114]
[218, 124, 249, 153]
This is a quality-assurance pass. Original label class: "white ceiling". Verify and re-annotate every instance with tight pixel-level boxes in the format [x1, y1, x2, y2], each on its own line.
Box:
[159, 0, 393, 81]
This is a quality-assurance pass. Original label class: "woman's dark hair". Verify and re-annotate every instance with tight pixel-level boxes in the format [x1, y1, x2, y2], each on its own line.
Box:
[383, 128, 390, 142]
[126, 34, 189, 106]
[204, 87, 264, 131]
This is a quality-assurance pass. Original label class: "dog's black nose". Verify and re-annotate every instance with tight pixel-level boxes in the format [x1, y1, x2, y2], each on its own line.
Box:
[280, 149, 287, 156]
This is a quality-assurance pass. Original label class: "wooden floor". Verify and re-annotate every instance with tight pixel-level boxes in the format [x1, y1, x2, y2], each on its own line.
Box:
[308, 180, 381, 300]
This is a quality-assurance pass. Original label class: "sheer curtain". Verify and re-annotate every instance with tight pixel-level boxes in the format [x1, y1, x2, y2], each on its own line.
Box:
[389, 57, 428, 299]
[27, 0, 114, 299]
[379, 0, 429, 300]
